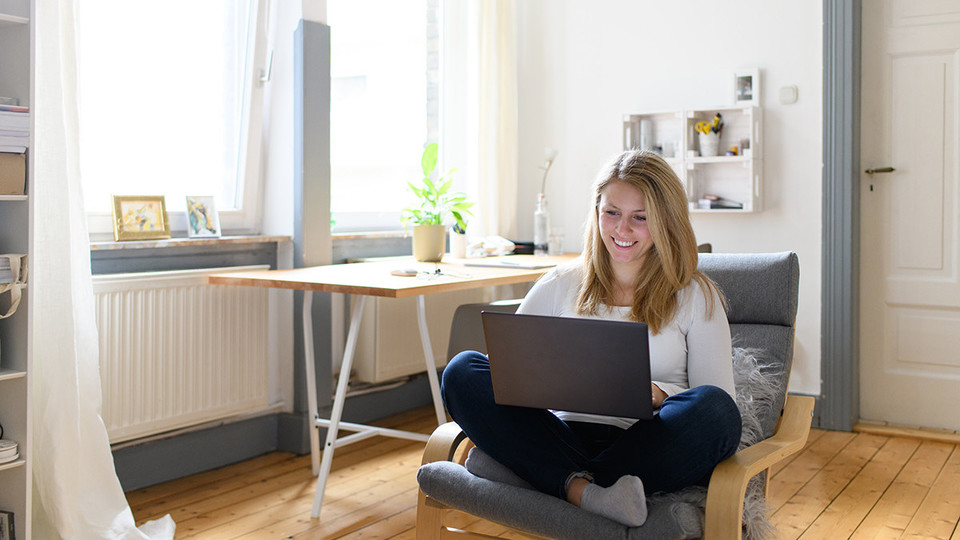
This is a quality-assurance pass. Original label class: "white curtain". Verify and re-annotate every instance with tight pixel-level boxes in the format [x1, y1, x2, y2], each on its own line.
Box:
[466, 0, 519, 239]
[31, 0, 174, 537]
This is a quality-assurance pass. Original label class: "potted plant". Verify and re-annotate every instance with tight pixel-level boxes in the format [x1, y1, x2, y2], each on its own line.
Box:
[403, 143, 473, 262]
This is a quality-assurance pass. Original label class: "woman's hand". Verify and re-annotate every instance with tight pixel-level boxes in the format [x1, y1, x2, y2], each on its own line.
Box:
[651, 383, 668, 408]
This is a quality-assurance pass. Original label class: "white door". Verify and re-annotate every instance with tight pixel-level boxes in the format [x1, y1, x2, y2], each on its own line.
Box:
[860, 0, 960, 430]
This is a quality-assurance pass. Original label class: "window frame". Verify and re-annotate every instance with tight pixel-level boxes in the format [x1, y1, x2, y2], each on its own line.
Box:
[83, 0, 271, 239]
[328, 0, 453, 235]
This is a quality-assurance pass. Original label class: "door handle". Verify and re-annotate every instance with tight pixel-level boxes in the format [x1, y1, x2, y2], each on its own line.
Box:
[865, 167, 895, 174]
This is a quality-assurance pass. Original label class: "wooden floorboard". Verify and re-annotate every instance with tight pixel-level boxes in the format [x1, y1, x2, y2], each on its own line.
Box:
[128, 406, 960, 539]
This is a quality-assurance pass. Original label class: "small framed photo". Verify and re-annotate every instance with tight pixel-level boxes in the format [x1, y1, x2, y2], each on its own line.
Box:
[185, 195, 222, 238]
[111, 195, 171, 241]
[734, 68, 760, 106]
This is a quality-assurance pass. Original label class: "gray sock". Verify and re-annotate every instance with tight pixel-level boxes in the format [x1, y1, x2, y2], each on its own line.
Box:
[464, 447, 534, 490]
[580, 475, 648, 527]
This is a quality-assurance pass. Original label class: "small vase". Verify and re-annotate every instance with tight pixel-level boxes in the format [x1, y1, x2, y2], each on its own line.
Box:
[450, 231, 467, 258]
[699, 132, 720, 157]
[412, 224, 446, 262]
[534, 193, 550, 256]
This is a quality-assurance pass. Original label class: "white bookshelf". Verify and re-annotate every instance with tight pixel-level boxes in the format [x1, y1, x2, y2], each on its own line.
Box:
[623, 105, 763, 212]
[0, 0, 32, 536]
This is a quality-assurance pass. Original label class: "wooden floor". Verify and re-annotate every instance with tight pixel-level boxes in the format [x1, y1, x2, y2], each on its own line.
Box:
[127, 406, 960, 539]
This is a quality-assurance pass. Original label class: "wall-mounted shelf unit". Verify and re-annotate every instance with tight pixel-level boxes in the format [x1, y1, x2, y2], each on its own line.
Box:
[623, 105, 762, 213]
[0, 0, 32, 536]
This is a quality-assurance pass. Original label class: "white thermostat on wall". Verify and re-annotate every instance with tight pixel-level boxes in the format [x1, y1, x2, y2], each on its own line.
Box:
[779, 85, 798, 105]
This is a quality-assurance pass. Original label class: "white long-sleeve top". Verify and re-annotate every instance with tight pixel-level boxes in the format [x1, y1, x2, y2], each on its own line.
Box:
[516, 260, 735, 428]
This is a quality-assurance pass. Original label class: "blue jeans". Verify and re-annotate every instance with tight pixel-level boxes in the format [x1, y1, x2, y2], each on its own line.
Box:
[441, 350, 742, 499]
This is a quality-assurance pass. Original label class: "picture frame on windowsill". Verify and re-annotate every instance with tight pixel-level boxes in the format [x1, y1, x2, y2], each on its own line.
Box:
[111, 195, 171, 241]
[185, 195, 222, 238]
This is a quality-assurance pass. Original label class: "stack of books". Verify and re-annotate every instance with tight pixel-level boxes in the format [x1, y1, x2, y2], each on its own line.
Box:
[697, 194, 744, 210]
[0, 101, 27, 196]
[0, 103, 29, 154]
[0, 440, 18, 465]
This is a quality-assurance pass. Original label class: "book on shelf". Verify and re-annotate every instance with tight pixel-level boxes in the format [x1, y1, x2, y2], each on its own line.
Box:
[0, 440, 17, 456]
[697, 195, 744, 210]
[0, 136, 27, 150]
[0, 104, 28, 113]
[0, 509, 15, 540]
[0, 108, 29, 133]
[0, 440, 18, 464]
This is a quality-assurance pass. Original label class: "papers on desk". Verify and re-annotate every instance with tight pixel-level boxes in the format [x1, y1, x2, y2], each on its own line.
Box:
[460, 258, 558, 270]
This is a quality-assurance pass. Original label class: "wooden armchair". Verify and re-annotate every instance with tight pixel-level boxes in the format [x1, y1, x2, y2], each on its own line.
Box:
[416, 252, 814, 539]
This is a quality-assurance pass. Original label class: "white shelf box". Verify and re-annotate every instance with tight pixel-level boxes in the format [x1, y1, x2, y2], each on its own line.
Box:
[622, 111, 686, 183]
[623, 106, 762, 213]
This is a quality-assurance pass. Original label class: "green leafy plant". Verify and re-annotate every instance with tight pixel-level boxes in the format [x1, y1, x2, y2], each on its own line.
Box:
[403, 143, 473, 232]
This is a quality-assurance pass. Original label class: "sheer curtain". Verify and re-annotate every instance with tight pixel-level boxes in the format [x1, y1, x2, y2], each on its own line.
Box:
[465, 0, 519, 239]
[31, 0, 174, 537]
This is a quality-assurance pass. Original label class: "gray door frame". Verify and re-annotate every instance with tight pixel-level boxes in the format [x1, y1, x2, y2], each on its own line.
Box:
[820, 0, 860, 431]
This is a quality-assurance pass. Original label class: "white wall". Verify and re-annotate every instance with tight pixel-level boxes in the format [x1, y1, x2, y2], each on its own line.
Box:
[514, 1, 823, 395]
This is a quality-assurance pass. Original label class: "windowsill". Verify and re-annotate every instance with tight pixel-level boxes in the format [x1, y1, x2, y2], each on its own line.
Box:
[332, 230, 408, 241]
[90, 234, 292, 251]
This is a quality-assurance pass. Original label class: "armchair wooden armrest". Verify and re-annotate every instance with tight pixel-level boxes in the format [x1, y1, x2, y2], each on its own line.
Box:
[421, 421, 471, 466]
[704, 394, 815, 539]
[417, 422, 485, 539]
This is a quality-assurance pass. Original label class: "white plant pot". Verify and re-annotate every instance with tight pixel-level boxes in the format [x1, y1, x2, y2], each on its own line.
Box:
[412, 224, 446, 262]
[699, 132, 720, 157]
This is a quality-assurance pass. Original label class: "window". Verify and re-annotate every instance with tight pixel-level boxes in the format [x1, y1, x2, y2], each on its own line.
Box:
[327, 0, 440, 233]
[77, 0, 268, 236]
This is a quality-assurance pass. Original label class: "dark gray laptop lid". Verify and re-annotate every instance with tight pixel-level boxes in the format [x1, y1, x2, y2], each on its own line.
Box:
[481, 311, 653, 419]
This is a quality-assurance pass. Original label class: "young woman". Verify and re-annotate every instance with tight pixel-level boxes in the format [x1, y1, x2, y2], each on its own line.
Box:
[441, 150, 741, 527]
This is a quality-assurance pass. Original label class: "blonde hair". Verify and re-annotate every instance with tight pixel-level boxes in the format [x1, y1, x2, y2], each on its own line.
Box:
[576, 150, 721, 334]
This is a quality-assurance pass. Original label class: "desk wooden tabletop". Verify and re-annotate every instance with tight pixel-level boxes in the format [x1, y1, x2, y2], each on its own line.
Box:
[208, 254, 579, 298]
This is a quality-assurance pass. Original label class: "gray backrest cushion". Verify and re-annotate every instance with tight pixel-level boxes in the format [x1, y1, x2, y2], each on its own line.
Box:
[701, 252, 800, 438]
[698, 252, 800, 327]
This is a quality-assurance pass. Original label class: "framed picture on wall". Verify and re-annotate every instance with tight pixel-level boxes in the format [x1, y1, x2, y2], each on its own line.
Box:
[111, 195, 171, 241]
[185, 195, 222, 238]
[734, 68, 760, 106]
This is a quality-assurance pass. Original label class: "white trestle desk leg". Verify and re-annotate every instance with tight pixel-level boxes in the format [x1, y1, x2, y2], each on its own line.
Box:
[311, 294, 367, 519]
[302, 291, 321, 476]
[416, 295, 447, 425]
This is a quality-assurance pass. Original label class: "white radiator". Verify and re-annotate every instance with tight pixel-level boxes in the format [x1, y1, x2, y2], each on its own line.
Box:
[92, 266, 270, 443]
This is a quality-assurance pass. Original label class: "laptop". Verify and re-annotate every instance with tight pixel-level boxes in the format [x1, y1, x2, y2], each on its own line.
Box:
[481, 311, 653, 419]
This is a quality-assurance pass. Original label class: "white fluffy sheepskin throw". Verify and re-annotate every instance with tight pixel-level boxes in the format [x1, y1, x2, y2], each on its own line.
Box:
[648, 347, 782, 539]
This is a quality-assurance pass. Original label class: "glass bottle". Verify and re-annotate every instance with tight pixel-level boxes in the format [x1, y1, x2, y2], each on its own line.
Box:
[534, 193, 550, 256]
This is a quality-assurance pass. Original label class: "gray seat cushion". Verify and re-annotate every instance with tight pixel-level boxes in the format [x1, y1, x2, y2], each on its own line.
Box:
[418, 461, 703, 540]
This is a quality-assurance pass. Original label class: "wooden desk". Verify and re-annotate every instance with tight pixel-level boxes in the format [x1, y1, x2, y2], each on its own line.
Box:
[209, 254, 576, 518]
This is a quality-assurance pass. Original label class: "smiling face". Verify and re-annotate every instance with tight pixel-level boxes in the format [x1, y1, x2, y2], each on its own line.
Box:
[597, 180, 653, 275]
